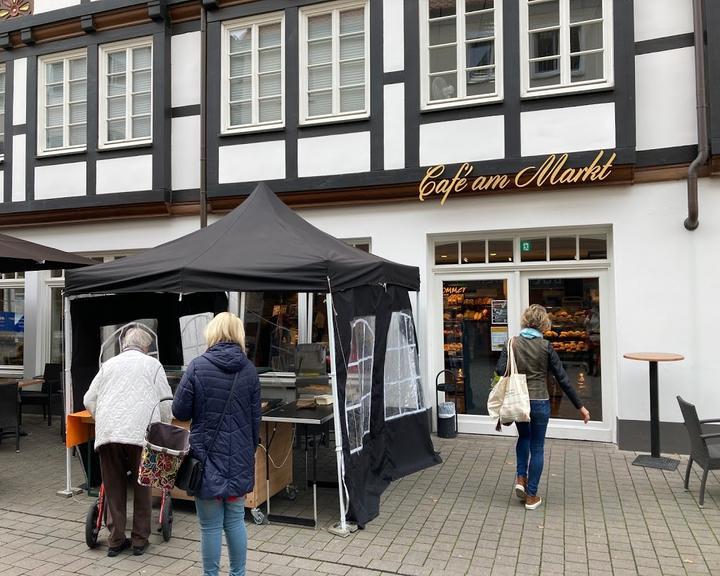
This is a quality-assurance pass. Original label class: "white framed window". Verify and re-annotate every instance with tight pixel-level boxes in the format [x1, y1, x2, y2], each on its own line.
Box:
[521, 0, 613, 97]
[222, 13, 284, 133]
[299, 0, 370, 124]
[99, 37, 153, 148]
[37, 50, 87, 155]
[384, 311, 425, 421]
[0, 277, 25, 372]
[346, 316, 374, 454]
[420, 0, 503, 109]
[0, 64, 6, 160]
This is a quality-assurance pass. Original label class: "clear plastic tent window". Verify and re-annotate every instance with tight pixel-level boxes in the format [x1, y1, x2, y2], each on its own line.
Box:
[346, 316, 375, 454]
[384, 311, 425, 421]
[99, 319, 159, 367]
[180, 312, 214, 365]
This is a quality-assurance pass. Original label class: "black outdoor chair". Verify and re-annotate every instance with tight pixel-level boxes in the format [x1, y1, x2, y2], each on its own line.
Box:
[19, 363, 62, 427]
[677, 396, 720, 507]
[0, 381, 20, 452]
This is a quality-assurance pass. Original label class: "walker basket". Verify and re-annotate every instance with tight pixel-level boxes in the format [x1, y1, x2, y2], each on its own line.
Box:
[138, 421, 190, 490]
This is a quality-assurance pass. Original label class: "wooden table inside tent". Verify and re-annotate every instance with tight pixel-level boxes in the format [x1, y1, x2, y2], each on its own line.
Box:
[65, 407, 293, 509]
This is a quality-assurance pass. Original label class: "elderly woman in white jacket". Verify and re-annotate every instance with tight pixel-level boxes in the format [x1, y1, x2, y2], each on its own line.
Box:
[84, 327, 172, 557]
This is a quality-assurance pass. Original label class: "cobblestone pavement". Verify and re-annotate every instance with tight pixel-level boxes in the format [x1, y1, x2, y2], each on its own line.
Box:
[1, 415, 719, 576]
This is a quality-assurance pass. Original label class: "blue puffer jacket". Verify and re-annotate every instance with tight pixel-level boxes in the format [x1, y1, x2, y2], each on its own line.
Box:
[173, 342, 261, 500]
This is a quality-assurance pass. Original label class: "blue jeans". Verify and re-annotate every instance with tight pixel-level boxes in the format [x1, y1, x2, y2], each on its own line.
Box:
[515, 400, 551, 496]
[195, 497, 247, 576]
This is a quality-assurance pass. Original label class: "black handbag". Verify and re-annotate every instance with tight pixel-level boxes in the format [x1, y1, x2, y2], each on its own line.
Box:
[175, 372, 240, 496]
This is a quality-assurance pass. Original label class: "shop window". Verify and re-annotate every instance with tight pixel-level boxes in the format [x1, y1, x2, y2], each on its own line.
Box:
[0, 64, 6, 158]
[222, 13, 284, 133]
[520, 237, 546, 262]
[579, 234, 607, 260]
[38, 50, 87, 154]
[421, 0, 502, 108]
[99, 37, 153, 147]
[300, 0, 369, 124]
[49, 286, 63, 364]
[0, 287, 24, 369]
[488, 239, 513, 263]
[435, 241, 459, 264]
[522, 0, 612, 97]
[461, 240, 485, 264]
[549, 236, 576, 260]
[530, 277, 602, 421]
[384, 311, 424, 421]
[346, 316, 374, 453]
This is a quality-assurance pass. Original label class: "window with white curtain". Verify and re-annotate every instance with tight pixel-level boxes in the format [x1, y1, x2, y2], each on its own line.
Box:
[346, 316, 374, 453]
[222, 13, 284, 132]
[99, 38, 152, 147]
[521, 0, 613, 96]
[38, 50, 87, 154]
[421, 0, 503, 108]
[300, 0, 369, 123]
[384, 311, 425, 421]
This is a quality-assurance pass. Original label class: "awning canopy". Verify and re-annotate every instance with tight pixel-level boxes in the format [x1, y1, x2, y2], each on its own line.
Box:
[65, 183, 419, 295]
[0, 232, 94, 273]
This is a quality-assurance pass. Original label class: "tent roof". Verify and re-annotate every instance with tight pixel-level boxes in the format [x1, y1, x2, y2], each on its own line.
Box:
[65, 183, 420, 295]
[0, 232, 94, 273]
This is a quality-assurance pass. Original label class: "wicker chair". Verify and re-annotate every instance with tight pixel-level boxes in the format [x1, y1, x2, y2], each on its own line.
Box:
[677, 396, 720, 507]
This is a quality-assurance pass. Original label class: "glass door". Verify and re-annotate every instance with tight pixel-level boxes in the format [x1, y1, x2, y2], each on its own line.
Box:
[521, 270, 613, 441]
[436, 273, 520, 431]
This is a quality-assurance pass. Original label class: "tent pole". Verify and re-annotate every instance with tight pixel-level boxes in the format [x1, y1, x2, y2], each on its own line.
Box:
[57, 295, 81, 498]
[326, 291, 349, 536]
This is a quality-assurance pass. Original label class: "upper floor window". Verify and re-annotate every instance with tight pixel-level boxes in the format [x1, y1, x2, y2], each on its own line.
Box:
[0, 65, 5, 158]
[222, 14, 284, 133]
[300, 0, 369, 124]
[521, 0, 613, 97]
[38, 50, 87, 155]
[421, 0, 503, 109]
[99, 38, 152, 148]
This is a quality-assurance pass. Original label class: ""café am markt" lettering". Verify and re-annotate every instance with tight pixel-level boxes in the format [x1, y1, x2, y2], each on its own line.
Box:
[419, 150, 616, 205]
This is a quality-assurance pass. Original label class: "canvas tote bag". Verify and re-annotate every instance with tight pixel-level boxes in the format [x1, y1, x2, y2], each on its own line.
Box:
[487, 337, 531, 431]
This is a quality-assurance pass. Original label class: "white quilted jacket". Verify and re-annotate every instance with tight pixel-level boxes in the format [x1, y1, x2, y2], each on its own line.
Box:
[84, 350, 173, 449]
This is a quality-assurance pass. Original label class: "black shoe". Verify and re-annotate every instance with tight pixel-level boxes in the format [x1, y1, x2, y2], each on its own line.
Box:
[107, 539, 130, 557]
[132, 543, 149, 556]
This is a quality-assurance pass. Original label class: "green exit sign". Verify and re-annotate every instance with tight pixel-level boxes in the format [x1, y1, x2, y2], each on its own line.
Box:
[521, 241, 532, 252]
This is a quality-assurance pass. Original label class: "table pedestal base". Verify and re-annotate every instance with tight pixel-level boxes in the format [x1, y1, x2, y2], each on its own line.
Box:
[632, 454, 679, 471]
[56, 487, 83, 498]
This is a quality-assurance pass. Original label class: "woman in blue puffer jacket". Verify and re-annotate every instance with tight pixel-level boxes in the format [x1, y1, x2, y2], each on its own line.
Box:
[173, 312, 261, 576]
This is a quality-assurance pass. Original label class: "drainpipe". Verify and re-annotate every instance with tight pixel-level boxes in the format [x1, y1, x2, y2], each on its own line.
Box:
[200, 0, 209, 228]
[685, 0, 709, 231]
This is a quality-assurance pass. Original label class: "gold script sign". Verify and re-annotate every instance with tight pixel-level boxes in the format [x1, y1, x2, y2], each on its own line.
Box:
[419, 150, 616, 205]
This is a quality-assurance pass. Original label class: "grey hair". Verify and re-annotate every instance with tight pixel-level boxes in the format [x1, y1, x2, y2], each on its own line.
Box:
[122, 327, 153, 352]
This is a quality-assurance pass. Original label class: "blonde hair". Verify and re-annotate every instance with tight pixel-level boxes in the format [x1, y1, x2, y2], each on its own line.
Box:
[205, 312, 246, 350]
[521, 304, 551, 333]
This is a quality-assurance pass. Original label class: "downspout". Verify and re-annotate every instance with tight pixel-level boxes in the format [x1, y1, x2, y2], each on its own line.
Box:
[685, 0, 709, 231]
[199, 0, 208, 228]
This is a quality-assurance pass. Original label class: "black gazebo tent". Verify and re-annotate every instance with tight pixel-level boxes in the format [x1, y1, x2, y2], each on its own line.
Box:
[64, 183, 439, 530]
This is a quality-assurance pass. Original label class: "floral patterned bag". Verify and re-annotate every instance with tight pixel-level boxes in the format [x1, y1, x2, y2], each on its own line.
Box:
[137, 398, 190, 490]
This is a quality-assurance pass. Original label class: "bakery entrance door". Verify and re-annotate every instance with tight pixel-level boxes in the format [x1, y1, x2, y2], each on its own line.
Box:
[434, 272, 521, 434]
[521, 270, 614, 442]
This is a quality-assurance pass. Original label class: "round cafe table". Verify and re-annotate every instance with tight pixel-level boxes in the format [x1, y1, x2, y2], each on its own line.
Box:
[623, 352, 684, 470]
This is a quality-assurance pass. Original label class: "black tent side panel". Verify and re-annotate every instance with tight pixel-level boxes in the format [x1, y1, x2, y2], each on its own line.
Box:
[70, 292, 227, 412]
[332, 285, 440, 528]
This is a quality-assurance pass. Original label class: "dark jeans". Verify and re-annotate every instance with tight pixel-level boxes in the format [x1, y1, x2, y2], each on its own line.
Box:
[98, 443, 151, 548]
[515, 400, 551, 497]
